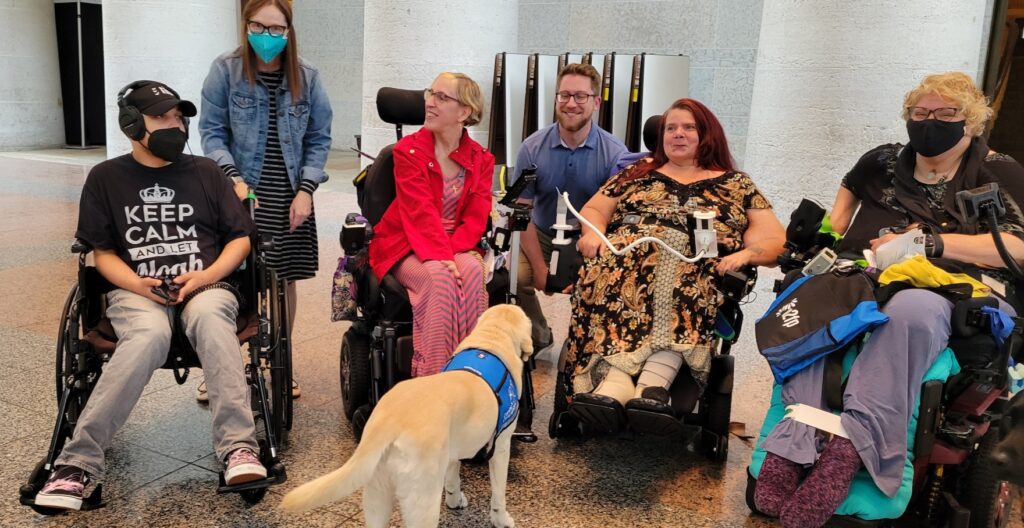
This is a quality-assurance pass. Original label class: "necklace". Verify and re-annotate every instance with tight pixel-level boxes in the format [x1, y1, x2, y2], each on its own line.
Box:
[915, 158, 961, 185]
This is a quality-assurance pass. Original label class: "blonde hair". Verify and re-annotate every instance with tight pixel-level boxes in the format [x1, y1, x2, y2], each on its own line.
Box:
[437, 72, 484, 127]
[902, 72, 992, 136]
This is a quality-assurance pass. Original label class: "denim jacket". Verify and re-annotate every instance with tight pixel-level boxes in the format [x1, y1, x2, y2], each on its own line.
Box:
[199, 50, 333, 191]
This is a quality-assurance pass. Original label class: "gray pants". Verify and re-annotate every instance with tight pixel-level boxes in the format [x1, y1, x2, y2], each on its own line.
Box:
[56, 288, 258, 480]
[762, 289, 953, 497]
[516, 227, 553, 345]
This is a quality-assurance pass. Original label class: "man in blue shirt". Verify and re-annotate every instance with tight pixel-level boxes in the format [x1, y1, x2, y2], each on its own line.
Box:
[512, 63, 628, 351]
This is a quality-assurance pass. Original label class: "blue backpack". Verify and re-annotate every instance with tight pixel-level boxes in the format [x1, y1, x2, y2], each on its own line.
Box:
[755, 271, 889, 383]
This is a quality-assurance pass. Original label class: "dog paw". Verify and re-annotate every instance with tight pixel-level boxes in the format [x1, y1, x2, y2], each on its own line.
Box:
[445, 491, 468, 509]
[490, 509, 515, 528]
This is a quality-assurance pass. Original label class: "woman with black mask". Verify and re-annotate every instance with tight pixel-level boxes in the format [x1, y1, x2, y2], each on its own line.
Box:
[752, 72, 1024, 527]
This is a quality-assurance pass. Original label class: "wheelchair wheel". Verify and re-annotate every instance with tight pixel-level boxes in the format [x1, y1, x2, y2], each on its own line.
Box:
[268, 276, 293, 444]
[961, 429, 1014, 528]
[548, 372, 580, 439]
[240, 486, 267, 505]
[340, 328, 371, 420]
[54, 283, 97, 442]
[54, 282, 79, 400]
[705, 391, 732, 440]
[702, 391, 732, 462]
[352, 404, 371, 442]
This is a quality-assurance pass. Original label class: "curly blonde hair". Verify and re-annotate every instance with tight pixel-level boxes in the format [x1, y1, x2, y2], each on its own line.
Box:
[901, 72, 992, 136]
[436, 72, 485, 127]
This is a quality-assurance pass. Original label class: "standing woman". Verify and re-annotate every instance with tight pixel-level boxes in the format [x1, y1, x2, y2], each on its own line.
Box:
[200, 0, 332, 398]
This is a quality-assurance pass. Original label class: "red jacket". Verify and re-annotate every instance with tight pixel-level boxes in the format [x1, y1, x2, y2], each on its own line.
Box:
[369, 127, 495, 280]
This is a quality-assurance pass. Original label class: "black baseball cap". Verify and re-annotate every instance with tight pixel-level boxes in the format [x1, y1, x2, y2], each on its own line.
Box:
[124, 81, 197, 117]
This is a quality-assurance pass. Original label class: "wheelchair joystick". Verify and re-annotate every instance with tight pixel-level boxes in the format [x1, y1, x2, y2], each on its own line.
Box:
[491, 165, 540, 442]
[691, 209, 718, 258]
[151, 276, 181, 303]
[546, 194, 581, 293]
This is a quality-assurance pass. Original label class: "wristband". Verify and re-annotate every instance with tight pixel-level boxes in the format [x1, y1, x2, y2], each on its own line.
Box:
[925, 233, 944, 258]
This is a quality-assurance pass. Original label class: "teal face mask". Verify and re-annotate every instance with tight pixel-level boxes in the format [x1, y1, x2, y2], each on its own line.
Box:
[247, 32, 288, 63]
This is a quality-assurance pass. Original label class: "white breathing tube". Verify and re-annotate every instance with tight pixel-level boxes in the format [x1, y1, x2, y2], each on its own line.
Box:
[560, 192, 707, 263]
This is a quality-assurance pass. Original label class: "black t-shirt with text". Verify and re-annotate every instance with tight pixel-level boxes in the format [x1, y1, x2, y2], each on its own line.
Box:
[76, 154, 253, 278]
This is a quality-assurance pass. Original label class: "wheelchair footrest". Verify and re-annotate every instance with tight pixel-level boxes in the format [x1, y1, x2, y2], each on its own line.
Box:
[512, 422, 538, 443]
[625, 403, 684, 437]
[569, 393, 625, 432]
[19, 484, 105, 514]
[216, 461, 287, 494]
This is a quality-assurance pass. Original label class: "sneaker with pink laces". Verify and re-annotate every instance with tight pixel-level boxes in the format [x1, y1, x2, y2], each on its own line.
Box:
[35, 465, 88, 511]
[224, 447, 266, 485]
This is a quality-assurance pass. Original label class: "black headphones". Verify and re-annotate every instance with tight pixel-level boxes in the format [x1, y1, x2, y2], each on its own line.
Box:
[117, 80, 190, 141]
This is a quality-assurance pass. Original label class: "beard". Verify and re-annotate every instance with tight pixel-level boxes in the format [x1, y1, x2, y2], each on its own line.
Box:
[556, 110, 592, 133]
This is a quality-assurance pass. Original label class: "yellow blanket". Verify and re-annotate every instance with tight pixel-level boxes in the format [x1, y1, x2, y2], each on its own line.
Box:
[878, 255, 990, 298]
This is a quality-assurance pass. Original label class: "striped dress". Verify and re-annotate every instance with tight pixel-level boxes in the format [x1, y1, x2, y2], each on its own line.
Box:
[392, 167, 488, 377]
[253, 71, 318, 282]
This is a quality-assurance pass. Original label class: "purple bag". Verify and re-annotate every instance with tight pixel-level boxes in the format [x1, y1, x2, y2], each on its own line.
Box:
[331, 256, 358, 321]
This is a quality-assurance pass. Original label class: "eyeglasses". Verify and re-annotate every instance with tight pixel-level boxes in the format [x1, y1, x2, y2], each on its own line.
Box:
[424, 88, 462, 105]
[907, 106, 961, 122]
[247, 20, 288, 38]
[556, 92, 597, 104]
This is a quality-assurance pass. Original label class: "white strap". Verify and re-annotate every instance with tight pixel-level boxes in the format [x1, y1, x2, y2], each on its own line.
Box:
[783, 404, 849, 439]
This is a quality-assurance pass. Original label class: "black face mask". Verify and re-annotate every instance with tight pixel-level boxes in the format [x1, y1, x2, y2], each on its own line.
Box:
[906, 119, 965, 157]
[145, 128, 187, 162]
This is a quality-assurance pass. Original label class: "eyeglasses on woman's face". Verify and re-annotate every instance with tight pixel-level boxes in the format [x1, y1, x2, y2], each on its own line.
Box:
[247, 20, 288, 37]
[424, 88, 462, 106]
[906, 106, 961, 122]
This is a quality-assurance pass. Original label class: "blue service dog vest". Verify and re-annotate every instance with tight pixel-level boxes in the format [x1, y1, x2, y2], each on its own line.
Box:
[442, 348, 520, 446]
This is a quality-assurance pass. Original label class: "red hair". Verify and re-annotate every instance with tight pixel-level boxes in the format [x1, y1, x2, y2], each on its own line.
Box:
[632, 98, 735, 177]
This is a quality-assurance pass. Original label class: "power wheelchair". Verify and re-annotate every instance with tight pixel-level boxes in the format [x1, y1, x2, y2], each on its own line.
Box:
[546, 114, 754, 463]
[337, 87, 537, 444]
[19, 222, 292, 513]
[745, 197, 1024, 528]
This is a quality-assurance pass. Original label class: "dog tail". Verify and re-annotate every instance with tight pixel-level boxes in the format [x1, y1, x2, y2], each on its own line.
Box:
[279, 427, 394, 513]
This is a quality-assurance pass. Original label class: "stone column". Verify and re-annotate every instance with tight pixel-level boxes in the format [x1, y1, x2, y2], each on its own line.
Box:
[102, 0, 238, 156]
[293, 0, 364, 156]
[0, 0, 64, 149]
[360, 0, 518, 164]
[744, 0, 992, 215]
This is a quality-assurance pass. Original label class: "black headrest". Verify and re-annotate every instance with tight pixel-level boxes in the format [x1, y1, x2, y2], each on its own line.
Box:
[643, 115, 662, 152]
[376, 88, 425, 126]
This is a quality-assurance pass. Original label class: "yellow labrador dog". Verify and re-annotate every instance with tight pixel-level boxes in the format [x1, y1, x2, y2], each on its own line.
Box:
[280, 304, 533, 528]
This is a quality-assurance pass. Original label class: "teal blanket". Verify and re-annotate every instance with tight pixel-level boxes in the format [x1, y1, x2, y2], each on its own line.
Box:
[749, 346, 961, 520]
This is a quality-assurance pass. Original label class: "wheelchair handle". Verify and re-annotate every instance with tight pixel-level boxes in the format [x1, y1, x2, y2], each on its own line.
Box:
[71, 239, 91, 254]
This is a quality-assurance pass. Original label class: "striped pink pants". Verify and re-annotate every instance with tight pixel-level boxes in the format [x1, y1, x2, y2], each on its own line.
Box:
[392, 252, 487, 377]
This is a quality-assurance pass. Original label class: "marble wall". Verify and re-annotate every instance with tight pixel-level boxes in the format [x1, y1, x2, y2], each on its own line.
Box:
[293, 0, 364, 154]
[0, 0, 64, 149]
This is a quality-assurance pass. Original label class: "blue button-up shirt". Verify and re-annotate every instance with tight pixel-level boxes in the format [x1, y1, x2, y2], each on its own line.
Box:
[513, 122, 628, 234]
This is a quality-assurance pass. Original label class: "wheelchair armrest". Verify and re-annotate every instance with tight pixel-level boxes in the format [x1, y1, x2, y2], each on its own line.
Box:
[71, 239, 92, 254]
[340, 213, 373, 255]
[951, 297, 999, 338]
[258, 233, 274, 252]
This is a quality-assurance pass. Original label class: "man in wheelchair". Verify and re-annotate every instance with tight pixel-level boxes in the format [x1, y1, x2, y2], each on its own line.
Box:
[34, 80, 266, 511]
[751, 72, 1024, 528]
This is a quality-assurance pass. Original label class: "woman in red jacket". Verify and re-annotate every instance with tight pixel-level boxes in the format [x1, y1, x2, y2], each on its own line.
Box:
[369, 72, 495, 377]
